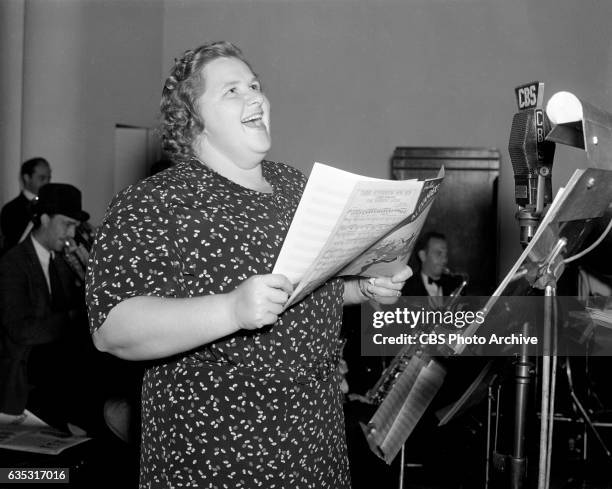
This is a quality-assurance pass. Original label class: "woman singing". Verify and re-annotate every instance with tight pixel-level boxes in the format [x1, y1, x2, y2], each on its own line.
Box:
[86, 41, 410, 488]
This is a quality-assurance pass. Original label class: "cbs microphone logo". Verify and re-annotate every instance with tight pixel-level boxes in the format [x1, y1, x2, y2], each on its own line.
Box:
[515, 82, 543, 110]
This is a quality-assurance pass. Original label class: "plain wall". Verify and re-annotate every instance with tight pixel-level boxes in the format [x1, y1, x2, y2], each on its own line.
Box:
[0, 0, 25, 207]
[163, 0, 612, 279]
[1, 0, 164, 224]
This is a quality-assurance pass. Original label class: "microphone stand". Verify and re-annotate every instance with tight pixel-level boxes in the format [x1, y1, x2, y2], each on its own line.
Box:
[504, 87, 612, 488]
[509, 235, 566, 489]
[510, 322, 532, 489]
[536, 238, 565, 489]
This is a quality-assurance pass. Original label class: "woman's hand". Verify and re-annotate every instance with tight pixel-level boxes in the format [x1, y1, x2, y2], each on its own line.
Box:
[94, 273, 294, 360]
[359, 265, 413, 305]
[228, 274, 293, 330]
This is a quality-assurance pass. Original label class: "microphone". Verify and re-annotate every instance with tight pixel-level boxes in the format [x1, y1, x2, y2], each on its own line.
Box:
[508, 81, 556, 247]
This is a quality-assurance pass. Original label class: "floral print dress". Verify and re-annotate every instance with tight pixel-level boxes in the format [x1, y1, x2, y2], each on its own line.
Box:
[86, 159, 351, 488]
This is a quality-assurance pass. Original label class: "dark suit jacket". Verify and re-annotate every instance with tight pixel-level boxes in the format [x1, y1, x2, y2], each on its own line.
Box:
[0, 193, 34, 254]
[401, 272, 462, 297]
[0, 237, 83, 414]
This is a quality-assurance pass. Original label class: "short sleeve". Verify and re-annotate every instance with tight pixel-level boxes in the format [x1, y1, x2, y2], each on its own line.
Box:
[86, 182, 185, 334]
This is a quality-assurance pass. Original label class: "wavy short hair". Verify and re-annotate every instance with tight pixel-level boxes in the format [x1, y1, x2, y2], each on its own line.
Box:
[160, 41, 253, 164]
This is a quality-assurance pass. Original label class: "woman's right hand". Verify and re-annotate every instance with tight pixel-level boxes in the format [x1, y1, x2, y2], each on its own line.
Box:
[228, 274, 293, 330]
[93, 273, 294, 360]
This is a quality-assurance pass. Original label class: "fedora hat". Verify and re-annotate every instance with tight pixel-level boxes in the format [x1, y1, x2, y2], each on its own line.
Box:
[34, 183, 90, 222]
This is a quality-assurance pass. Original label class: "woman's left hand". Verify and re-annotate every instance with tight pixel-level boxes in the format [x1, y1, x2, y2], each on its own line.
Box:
[359, 265, 412, 305]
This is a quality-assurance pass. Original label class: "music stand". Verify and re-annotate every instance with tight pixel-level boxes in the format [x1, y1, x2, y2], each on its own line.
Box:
[465, 166, 612, 489]
[459, 87, 612, 489]
[362, 89, 612, 489]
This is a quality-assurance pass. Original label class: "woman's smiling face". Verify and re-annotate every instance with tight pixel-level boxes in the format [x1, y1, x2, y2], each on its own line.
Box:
[196, 56, 271, 169]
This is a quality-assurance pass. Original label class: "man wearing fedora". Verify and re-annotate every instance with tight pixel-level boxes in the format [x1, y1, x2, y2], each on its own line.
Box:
[0, 183, 93, 431]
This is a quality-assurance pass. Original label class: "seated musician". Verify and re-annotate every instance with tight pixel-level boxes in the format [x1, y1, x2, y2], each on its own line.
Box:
[401, 231, 464, 298]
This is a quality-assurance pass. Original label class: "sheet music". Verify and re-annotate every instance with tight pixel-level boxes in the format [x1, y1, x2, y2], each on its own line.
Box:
[0, 411, 91, 455]
[339, 202, 429, 277]
[273, 162, 430, 306]
[0, 426, 91, 455]
[0, 409, 47, 428]
[366, 357, 446, 463]
[381, 360, 445, 462]
[286, 179, 423, 305]
[273, 163, 370, 284]
[369, 356, 424, 441]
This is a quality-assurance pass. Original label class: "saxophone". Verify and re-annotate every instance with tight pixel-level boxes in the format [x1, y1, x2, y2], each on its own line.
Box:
[63, 221, 95, 284]
[364, 343, 416, 405]
[363, 274, 468, 405]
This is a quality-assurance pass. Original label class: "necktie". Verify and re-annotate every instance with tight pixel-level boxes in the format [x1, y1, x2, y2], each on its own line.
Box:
[49, 255, 67, 311]
[427, 276, 441, 286]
